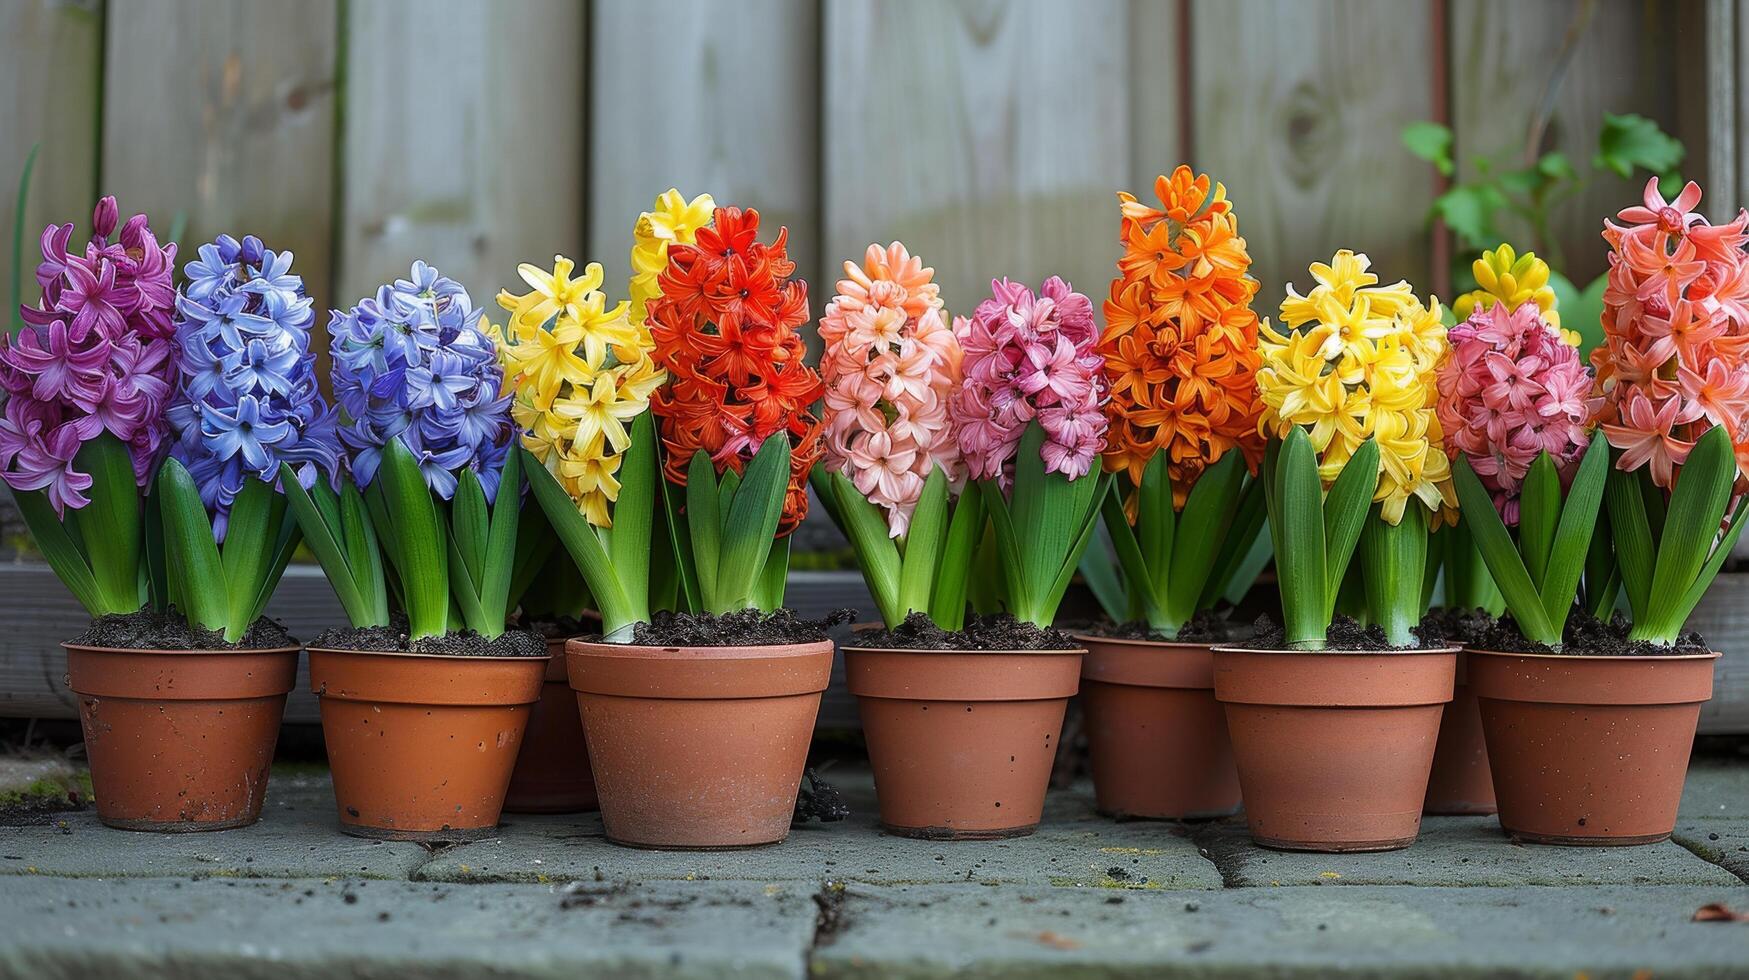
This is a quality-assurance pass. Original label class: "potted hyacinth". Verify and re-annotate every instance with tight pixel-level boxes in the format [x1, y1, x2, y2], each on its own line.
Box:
[1073, 167, 1267, 821]
[1421, 244, 1569, 818]
[823, 259, 1109, 841]
[293, 261, 546, 842]
[523, 198, 835, 850]
[1217, 250, 1461, 853]
[1, 200, 318, 832]
[1462, 179, 1745, 846]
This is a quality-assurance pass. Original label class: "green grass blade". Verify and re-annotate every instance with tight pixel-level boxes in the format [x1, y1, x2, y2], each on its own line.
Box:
[1538, 437, 1608, 630]
[1518, 453, 1561, 590]
[1645, 425, 1733, 636]
[377, 439, 450, 639]
[1454, 455, 1557, 644]
[896, 466, 949, 616]
[1166, 451, 1245, 624]
[156, 457, 227, 632]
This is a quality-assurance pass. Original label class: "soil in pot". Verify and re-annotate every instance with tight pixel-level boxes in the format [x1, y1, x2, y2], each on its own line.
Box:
[66, 610, 300, 832]
[1077, 616, 1248, 820]
[846, 613, 1083, 840]
[568, 610, 837, 850]
[1467, 611, 1716, 846]
[505, 618, 601, 814]
[309, 624, 548, 842]
[1215, 617, 1457, 852]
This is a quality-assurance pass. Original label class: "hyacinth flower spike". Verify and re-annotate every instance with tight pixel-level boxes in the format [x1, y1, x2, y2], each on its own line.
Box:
[154, 235, 343, 642]
[1079, 168, 1270, 635]
[285, 262, 519, 642]
[2, 196, 176, 618]
[1257, 251, 1456, 649]
[947, 276, 1112, 628]
[1590, 178, 1749, 645]
[810, 242, 980, 629]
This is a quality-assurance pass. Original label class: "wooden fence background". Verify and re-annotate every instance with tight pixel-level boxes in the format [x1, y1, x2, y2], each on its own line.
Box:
[3, 0, 1739, 336]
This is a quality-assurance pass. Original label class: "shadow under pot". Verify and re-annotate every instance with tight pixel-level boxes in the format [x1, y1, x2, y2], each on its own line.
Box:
[65, 643, 300, 832]
[1468, 648, 1719, 846]
[1076, 636, 1241, 820]
[307, 647, 547, 841]
[843, 646, 1084, 840]
[1212, 646, 1458, 853]
[1422, 650, 1496, 816]
[565, 638, 833, 850]
[503, 638, 598, 814]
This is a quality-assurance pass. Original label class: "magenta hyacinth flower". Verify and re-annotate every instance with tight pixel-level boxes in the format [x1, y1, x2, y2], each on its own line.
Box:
[0, 197, 177, 514]
[948, 276, 1108, 488]
[1435, 301, 1592, 524]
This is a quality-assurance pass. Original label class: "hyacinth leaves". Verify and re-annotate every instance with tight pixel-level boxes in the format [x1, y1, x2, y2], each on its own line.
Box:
[1084, 452, 1264, 635]
[813, 465, 985, 630]
[665, 435, 795, 618]
[1602, 427, 1748, 646]
[980, 422, 1110, 629]
[1452, 437, 1610, 648]
[279, 466, 389, 630]
[156, 461, 299, 643]
[1263, 428, 1381, 651]
[12, 434, 146, 618]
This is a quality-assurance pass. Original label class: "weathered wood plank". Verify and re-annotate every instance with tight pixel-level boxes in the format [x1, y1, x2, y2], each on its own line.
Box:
[0, 0, 102, 308]
[587, 0, 820, 305]
[101, 0, 339, 305]
[1129, 0, 1186, 193]
[822, 0, 1129, 318]
[1447, 0, 1686, 285]
[1191, 0, 1436, 300]
[336, 0, 585, 309]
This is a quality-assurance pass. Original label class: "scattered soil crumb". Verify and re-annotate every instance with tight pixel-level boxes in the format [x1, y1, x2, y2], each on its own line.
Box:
[621, 609, 854, 648]
[71, 610, 296, 651]
[794, 767, 849, 824]
[1245, 614, 1447, 651]
[1471, 609, 1708, 656]
[312, 618, 546, 657]
[851, 612, 1079, 651]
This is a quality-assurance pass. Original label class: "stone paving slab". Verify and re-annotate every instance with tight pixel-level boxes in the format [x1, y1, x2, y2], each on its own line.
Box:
[1195, 816, 1743, 888]
[0, 876, 817, 980]
[1682, 756, 1749, 821]
[0, 773, 426, 880]
[812, 882, 1749, 979]
[1673, 819, 1749, 884]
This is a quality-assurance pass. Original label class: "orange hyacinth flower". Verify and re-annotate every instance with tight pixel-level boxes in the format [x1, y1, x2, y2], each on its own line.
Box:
[648, 206, 823, 535]
[1099, 165, 1265, 506]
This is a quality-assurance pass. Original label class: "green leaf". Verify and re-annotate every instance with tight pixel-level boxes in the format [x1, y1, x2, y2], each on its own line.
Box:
[525, 448, 638, 633]
[66, 435, 143, 613]
[1670, 494, 1749, 632]
[1137, 456, 1174, 594]
[929, 485, 985, 630]
[1605, 462, 1655, 621]
[1201, 474, 1266, 609]
[1099, 485, 1158, 625]
[827, 471, 902, 627]
[658, 474, 701, 613]
[685, 451, 721, 608]
[1321, 438, 1379, 609]
[242, 510, 301, 631]
[753, 535, 790, 612]
[714, 436, 789, 612]
[1009, 423, 1074, 606]
[1166, 451, 1245, 624]
[1433, 184, 1507, 250]
[156, 457, 227, 633]
[1518, 453, 1561, 590]
[1078, 529, 1128, 624]
[1400, 121, 1454, 176]
[451, 467, 489, 590]
[1360, 504, 1427, 647]
[1270, 430, 1330, 648]
[12, 489, 106, 615]
[1454, 455, 1558, 645]
[606, 413, 658, 618]
[508, 494, 560, 613]
[444, 529, 491, 635]
[341, 483, 389, 623]
[1646, 426, 1733, 633]
[220, 477, 285, 640]
[479, 449, 522, 631]
[980, 480, 1030, 617]
[897, 467, 950, 616]
[377, 438, 450, 639]
[1582, 510, 1620, 619]
[1595, 112, 1685, 180]
[142, 483, 168, 612]
[1537, 151, 1577, 182]
[1538, 437, 1609, 629]
[1040, 473, 1112, 620]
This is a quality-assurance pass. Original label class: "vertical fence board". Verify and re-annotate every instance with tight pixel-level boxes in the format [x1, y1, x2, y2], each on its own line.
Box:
[0, 0, 102, 310]
[1448, 0, 1683, 287]
[822, 0, 1130, 318]
[1128, 0, 1185, 195]
[101, 0, 339, 304]
[337, 0, 585, 311]
[1191, 0, 1436, 303]
[587, 0, 820, 305]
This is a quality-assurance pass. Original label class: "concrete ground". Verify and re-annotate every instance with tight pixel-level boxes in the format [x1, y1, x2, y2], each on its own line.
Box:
[0, 755, 1745, 978]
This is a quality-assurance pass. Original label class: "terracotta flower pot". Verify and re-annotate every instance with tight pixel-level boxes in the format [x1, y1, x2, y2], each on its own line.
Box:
[308, 647, 547, 841]
[65, 643, 299, 832]
[1468, 648, 1719, 846]
[843, 646, 1083, 840]
[503, 639, 598, 814]
[1212, 646, 1457, 853]
[1076, 636, 1241, 820]
[1423, 651, 1497, 816]
[566, 638, 832, 850]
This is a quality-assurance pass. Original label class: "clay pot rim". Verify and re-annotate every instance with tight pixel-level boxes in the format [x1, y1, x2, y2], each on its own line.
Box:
[567, 638, 834, 659]
[840, 645, 1086, 656]
[62, 642, 302, 656]
[1071, 634, 1213, 652]
[1212, 644, 1461, 656]
[1466, 647, 1720, 663]
[306, 646, 553, 663]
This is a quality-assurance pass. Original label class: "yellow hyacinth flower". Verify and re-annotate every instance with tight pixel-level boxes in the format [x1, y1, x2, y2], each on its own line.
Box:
[628, 189, 716, 327]
[1258, 250, 1455, 525]
[492, 253, 665, 527]
[1452, 243, 1578, 345]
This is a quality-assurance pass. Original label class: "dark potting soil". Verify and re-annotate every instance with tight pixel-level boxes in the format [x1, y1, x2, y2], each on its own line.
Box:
[849, 611, 1080, 651]
[1245, 613, 1450, 652]
[792, 767, 850, 825]
[69, 609, 297, 651]
[1421, 607, 1498, 647]
[1470, 609, 1710, 656]
[516, 614, 603, 641]
[310, 620, 548, 657]
[1078, 608, 1253, 644]
[624, 608, 856, 647]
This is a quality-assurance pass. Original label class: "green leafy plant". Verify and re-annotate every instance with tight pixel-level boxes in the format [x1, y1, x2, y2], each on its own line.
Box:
[1264, 431, 1382, 650]
[982, 425, 1110, 628]
[663, 434, 794, 617]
